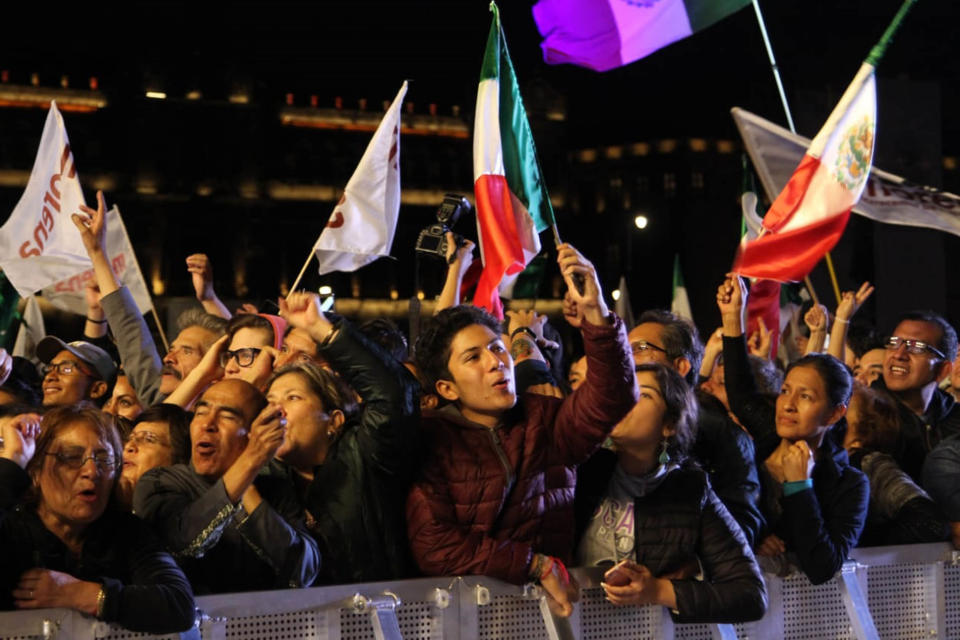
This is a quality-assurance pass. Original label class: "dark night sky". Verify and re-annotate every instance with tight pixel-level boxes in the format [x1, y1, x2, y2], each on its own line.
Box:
[2, 0, 959, 329]
[5, 1, 956, 152]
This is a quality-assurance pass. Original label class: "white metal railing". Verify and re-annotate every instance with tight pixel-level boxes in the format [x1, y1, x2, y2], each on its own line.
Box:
[1, 542, 957, 640]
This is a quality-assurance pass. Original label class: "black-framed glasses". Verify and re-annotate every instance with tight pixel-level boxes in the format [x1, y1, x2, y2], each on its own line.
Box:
[47, 447, 116, 472]
[630, 340, 668, 356]
[884, 336, 946, 359]
[219, 347, 262, 368]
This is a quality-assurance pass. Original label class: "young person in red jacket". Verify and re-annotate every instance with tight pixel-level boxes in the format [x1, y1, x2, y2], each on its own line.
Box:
[406, 244, 638, 617]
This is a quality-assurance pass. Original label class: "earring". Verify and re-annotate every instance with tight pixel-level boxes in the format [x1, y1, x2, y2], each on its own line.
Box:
[658, 440, 670, 465]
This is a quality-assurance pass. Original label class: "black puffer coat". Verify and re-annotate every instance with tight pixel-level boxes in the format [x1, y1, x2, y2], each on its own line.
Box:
[575, 450, 767, 624]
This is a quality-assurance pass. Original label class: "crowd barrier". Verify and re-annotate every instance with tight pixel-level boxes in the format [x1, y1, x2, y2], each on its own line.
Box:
[1, 542, 957, 640]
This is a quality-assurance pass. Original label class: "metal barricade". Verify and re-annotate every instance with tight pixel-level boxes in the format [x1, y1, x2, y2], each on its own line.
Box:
[0, 542, 955, 639]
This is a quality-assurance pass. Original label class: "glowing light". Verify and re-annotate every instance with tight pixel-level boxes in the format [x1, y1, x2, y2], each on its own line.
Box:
[634, 215, 649, 230]
[612, 289, 621, 301]
[318, 285, 333, 296]
[145, 91, 166, 100]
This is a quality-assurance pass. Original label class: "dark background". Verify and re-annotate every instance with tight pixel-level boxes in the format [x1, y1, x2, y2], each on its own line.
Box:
[1, 0, 958, 340]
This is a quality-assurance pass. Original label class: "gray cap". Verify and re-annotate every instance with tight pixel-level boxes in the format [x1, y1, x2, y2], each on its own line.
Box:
[37, 336, 117, 384]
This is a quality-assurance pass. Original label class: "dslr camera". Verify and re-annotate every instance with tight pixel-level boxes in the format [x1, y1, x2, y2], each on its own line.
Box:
[415, 194, 472, 262]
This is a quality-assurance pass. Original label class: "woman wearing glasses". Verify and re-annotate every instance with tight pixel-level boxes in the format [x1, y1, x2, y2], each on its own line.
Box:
[222, 313, 287, 390]
[717, 275, 869, 585]
[115, 404, 192, 509]
[0, 405, 195, 632]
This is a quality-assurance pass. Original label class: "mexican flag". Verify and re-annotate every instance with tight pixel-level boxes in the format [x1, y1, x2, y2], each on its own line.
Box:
[473, 2, 554, 319]
[734, 61, 876, 282]
[533, 0, 750, 72]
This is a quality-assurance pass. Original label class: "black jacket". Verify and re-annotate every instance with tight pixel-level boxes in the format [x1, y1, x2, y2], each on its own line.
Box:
[848, 449, 949, 546]
[575, 450, 767, 624]
[723, 335, 869, 585]
[871, 376, 960, 482]
[692, 393, 765, 549]
[134, 463, 320, 594]
[0, 459, 195, 633]
[299, 319, 421, 584]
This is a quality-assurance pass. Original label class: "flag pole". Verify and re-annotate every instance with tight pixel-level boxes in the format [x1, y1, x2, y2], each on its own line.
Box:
[286, 250, 315, 300]
[114, 209, 169, 352]
[750, 0, 840, 306]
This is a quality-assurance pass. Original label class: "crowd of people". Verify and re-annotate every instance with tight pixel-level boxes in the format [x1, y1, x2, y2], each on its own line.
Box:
[0, 191, 958, 633]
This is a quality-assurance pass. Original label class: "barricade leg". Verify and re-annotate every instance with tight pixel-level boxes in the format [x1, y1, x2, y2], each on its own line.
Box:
[837, 561, 879, 640]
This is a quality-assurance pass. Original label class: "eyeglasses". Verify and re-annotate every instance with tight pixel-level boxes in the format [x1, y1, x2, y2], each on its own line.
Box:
[630, 340, 668, 356]
[42, 361, 94, 378]
[47, 447, 116, 472]
[127, 431, 170, 448]
[884, 336, 946, 359]
[219, 348, 262, 368]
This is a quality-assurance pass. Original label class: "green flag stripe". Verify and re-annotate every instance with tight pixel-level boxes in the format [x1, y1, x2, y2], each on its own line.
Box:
[683, 0, 751, 32]
[493, 19, 555, 231]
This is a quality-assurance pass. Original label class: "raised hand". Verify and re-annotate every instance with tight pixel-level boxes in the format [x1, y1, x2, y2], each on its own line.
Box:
[561, 290, 583, 329]
[748, 317, 772, 359]
[280, 292, 334, 344]
[717, 274, 748, 336]
[835, 281, 874, 323]
[445, 232, 475, 273]
[70, 190, 108, 256]
[0, 413, 42, 469]
[804, 304, 828, 334]
[244, 403, 287, 468]
[506, 309, 560, 350]
[186, 254, 215, 301]
[556, 243, 608, 326]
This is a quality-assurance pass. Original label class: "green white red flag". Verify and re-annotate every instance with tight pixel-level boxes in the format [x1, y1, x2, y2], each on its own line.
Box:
[734, 62, 876, 282]
[473, 2, 554, 319]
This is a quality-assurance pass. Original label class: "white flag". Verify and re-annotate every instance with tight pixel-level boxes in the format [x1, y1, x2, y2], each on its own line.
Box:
[41, 206, 154, 316]
[313, 82, 407, 274]
[732, 106, 960, 238]
[12, 295, 46, 365]
[0, 101, 90, 297]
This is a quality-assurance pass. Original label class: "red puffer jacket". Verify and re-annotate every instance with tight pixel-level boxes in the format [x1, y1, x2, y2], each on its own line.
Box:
[406, 315, 638, 584]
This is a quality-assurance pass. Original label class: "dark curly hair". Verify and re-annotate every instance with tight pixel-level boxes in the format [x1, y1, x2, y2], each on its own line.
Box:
[415, 305, 502, 392]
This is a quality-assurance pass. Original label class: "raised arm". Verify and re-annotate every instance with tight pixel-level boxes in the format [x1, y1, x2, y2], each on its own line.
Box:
[828, 282, 874, 360]
[551, 244, 637, 463]
[435, 234, 476, 313]
[72, 192, 165, 406]
[717, 275, 779, 458]
[187, 254, 232, 320]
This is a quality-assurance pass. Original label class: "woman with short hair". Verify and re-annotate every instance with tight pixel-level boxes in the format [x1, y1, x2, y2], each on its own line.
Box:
[0, 405, 195, 633]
